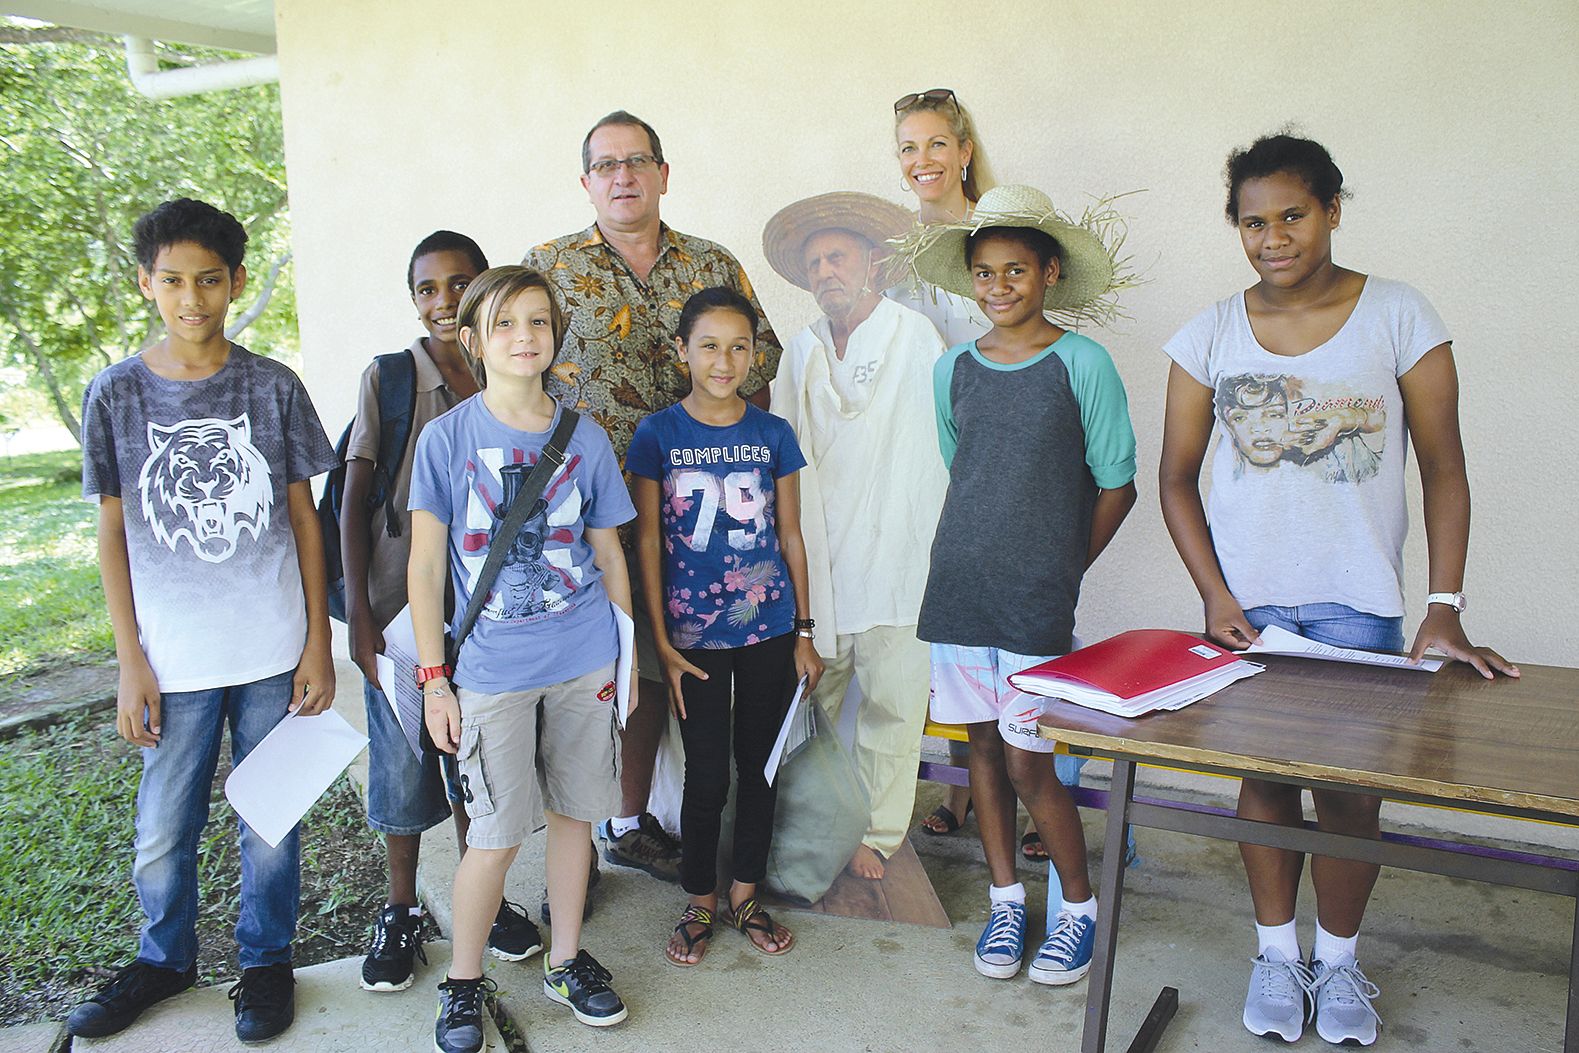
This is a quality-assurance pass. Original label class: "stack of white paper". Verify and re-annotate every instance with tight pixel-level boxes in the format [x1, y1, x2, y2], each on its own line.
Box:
[1245, 624, 1442, 671]
[1016, 660, 1264, 718]
[763, 676, 813, 785]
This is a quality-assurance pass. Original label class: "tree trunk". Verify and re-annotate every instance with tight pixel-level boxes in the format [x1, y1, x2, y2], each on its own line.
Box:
[226, 251, 291, 339]
[0, 309, 81, 443]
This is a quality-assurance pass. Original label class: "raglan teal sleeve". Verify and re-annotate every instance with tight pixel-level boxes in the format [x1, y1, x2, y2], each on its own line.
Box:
[1058, 335, 1137, 490]
[932, 347, 966, 469]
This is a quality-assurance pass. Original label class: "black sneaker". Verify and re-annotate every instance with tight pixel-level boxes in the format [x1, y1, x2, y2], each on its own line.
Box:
[597, 813, 680, 881]
[361, 903, 427, 991]
[229, 962, 295, 1043]
[486, 900, 543, 962]
[539, 853, 601, 925]
[543, 950, 627, 1027]
[66, 960, 197, 1038]
[434, 975, 496, 1053]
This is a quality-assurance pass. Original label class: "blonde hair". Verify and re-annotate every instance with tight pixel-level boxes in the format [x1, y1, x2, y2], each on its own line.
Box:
[894, 95, 994, 202]
[455, 266, 566, 388]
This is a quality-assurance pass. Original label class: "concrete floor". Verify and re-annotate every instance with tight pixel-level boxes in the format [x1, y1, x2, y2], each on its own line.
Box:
[369, 636, 1571, 1053]
[40, 650, 1570, 1053]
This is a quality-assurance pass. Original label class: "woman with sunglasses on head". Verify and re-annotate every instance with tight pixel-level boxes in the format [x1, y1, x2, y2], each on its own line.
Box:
[887, 89, 994, 349]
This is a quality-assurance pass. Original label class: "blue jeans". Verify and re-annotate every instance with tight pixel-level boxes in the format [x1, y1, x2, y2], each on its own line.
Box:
[1243, 602, 1405, 653]
[133, 669, 298, 971]
[362, 679, 457, 835]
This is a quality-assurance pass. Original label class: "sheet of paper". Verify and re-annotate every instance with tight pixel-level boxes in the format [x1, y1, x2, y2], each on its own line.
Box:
[1245, 623, 1442, 672]
[764, 675, 811, 786]
[224, 709, 369, 848]
[375, 605, 426, 760]
[613, 604, 635, 729]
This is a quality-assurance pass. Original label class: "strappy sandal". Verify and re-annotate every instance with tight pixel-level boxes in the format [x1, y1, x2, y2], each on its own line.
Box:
[1021, 829, 1051, 862]
[723, 896, 794, 956]
[665, 904, 714, 967]
[922, 801, 972, 836]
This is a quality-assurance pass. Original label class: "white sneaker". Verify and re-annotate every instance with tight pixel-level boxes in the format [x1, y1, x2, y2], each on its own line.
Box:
[1312, 955, 1381, 1046]
[1242, 948, 1315, 1042]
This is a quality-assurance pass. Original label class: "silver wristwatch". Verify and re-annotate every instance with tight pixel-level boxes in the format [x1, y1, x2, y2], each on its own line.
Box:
[1426, 591, 1467, 612]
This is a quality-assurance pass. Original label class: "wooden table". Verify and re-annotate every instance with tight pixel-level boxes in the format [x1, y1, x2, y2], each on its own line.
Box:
[1036, 654, 1579, 1053]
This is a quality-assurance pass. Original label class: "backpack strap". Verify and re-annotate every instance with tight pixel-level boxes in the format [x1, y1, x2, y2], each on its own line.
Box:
[371, 348, 418, 538]
[447, 409, 580, 667]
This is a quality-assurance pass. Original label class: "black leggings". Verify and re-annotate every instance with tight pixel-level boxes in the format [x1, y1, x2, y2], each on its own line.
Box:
[675, 632, 797, 896]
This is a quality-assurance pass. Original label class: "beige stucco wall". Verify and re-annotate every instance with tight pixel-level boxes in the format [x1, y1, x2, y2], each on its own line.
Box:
[275, 0, 1578, 666]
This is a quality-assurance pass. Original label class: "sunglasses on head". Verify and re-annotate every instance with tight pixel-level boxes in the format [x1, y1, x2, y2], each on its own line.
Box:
[894, 88, 958, 113]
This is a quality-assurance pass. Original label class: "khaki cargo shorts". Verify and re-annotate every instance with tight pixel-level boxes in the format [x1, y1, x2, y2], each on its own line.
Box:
[454, 661, 622, 850]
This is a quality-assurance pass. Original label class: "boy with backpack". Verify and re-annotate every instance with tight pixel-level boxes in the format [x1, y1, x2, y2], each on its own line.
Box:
[332, 232, 547, 991]
[68, 198, 337, 1043]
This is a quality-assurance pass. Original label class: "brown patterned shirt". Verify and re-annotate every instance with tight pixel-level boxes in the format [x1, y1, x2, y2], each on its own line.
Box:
[523, 223, 783, 460]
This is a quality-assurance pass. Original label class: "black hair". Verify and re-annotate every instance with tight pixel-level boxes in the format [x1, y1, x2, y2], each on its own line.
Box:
[675, 286, 757, 344]
[133, 198, 247, 273]
[581, 110, 665, 173]
[1224, 132, 1348, 224]
[407, 230, 489, 292]
[965, 226, 1062, 271]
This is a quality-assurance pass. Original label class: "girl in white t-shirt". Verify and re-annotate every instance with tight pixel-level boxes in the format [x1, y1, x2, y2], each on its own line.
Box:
[1158, 133, 1519, 1048]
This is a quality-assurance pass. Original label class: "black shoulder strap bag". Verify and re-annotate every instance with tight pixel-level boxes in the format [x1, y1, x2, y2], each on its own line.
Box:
[443, 409, 580, 670]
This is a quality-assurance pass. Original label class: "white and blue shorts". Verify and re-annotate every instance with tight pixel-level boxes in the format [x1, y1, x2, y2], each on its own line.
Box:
[928, 643, 1061, 754]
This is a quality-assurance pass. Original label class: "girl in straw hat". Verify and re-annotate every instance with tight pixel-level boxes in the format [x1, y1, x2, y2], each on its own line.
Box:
[907, 184, 1138, 987]
[1159, 133, 1517, 1047]
[890, 89, 1061, 864]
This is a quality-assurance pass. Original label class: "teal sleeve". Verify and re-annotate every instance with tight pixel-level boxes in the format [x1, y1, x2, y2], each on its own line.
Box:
[932, 348, 966, 468]
[1056, 336, 1137, 489]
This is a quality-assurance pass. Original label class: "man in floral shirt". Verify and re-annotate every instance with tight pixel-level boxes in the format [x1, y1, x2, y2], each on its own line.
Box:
[524, 110, 783, 879]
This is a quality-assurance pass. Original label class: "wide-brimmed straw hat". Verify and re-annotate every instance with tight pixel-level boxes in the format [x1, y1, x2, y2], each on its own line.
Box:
[901, 184, 1133, 326]
[762, 191, 916, 291]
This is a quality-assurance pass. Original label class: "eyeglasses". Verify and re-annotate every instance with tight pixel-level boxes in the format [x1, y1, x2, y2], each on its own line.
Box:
[893, 88, 958, 114]
[586, 153, 658, 177]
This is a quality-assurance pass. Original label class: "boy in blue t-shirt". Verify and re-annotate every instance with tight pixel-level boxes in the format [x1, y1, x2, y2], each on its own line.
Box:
[408, 266, 637, 1049]
[69, 199, 338, 1044]
[909, 185, 1137, 989]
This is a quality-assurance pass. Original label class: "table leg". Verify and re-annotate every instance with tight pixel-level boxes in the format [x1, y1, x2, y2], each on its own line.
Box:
[1082, 758, 1137, 1053]
[1567, 899, 1577, 1052]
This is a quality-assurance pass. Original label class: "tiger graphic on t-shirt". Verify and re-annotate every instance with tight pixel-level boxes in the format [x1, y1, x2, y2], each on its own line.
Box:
[138, 414, 273, 563]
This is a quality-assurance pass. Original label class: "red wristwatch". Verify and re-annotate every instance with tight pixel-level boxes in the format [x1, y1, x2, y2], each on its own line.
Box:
[415, 664, 453, 686]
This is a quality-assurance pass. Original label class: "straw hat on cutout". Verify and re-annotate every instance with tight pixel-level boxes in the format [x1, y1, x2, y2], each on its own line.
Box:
[762, 191, 915, 292]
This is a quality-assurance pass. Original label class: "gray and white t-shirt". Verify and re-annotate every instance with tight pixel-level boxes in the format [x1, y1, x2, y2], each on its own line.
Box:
[81, 346, 337, 692]
[1163, 276, 1451, 619]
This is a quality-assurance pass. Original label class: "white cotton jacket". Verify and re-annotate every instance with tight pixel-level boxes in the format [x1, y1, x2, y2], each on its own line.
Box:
[770, 296, 950, 657]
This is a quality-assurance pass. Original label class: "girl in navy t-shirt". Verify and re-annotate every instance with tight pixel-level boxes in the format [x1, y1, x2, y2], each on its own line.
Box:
[628, 287, 823, 967]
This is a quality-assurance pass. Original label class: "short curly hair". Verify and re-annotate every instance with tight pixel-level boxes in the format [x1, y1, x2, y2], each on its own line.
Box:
[1224, 133, 1348, 225]
[132, 198, 247, 273]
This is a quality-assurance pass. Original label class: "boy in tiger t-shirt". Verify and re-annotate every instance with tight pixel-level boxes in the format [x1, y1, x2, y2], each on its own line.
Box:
[68, 198, 338, 1045]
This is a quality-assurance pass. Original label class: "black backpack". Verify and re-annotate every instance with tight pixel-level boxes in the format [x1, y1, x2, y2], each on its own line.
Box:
[319, 349, 418, 621]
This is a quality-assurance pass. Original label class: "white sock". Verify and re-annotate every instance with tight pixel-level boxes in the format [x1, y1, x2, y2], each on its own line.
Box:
[1060, 896, 1097, 921]
[989, 882, 1026, 906]
[1313, 923, 1358, 965]
[610, 814, 641, 838]
[1256, 920, 1301, 961]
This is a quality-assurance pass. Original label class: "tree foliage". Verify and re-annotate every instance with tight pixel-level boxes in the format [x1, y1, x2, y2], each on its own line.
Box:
[0, 23, 294, 440]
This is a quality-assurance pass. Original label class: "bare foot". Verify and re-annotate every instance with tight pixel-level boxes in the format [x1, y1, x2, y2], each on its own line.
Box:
[847, 843, 886, 880]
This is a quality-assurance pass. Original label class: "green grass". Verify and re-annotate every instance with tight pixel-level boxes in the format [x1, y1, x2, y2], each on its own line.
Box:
[0, 448, 113, 677]
[0, 711, 386, 1026]
[0, 450, 388, 1025]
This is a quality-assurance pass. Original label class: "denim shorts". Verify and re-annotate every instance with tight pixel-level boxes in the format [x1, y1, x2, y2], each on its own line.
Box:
[1243, 602, 1405, 653]
[363, 679, 460, 836]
